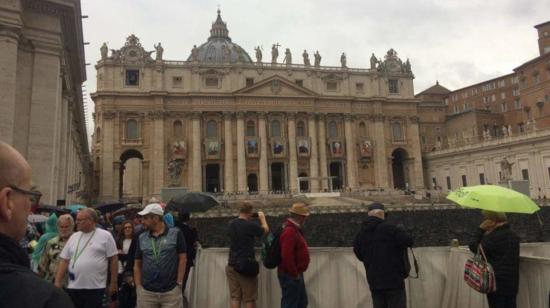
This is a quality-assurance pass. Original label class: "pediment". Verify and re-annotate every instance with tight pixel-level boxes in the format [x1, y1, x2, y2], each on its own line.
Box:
[235, 75, 318, 97]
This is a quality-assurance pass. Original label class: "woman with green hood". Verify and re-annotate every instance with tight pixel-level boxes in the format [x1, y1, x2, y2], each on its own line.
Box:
[31, 213, 58, 271]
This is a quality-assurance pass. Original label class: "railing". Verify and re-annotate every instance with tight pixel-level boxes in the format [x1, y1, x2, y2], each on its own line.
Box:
[162, 60, 374, 73]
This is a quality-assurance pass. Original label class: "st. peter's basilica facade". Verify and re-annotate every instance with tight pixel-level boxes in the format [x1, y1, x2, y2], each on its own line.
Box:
[91, 11, 423, 202]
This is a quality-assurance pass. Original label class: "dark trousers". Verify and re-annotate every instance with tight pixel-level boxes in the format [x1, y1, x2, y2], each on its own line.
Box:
[278, 273, 308, 308]
[487, 293, 517, 308]
[66, 288, 105, 308]
[371, 288, 407, 308]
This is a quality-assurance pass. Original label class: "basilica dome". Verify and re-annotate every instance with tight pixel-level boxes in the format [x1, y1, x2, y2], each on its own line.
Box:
[187, 10, 253, 64]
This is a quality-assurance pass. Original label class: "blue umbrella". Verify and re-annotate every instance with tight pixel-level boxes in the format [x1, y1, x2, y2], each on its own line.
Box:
[66, 204, 87, 213]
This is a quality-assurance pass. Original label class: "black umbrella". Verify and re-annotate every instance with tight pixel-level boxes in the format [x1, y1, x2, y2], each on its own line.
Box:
[166, 192, 220, 214]
[35, 205, 71, 216]
[93, 202, 126, 214]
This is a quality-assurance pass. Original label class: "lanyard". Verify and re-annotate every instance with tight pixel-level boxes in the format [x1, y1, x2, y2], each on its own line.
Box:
[72, 230, 95, 269]
[150, 236, 164, 264]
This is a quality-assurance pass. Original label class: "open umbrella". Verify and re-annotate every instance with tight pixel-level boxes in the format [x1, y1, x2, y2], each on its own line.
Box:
[35, 205, 71, 216]
[93, 202, 126, 214]
[27, 214, 48, 223]
[446, 185, 540, 214]
[166, 192, 219, 214]
[66, 204, 87, 213]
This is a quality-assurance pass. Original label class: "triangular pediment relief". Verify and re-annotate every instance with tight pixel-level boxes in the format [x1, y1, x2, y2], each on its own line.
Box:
[235, 75, 318, 97]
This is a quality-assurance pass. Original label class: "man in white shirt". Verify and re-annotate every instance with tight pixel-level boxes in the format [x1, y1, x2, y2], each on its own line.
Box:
[55, 208, 118, 308]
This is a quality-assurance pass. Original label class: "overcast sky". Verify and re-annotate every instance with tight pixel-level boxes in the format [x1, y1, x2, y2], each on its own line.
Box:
[80, 0, 549, 138]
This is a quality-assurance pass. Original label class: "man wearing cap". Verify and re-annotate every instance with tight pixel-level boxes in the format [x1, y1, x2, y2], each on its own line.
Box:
[353, 203, 414, 308]
[134, 203, 187, 308]
[278, 202, 311, 308]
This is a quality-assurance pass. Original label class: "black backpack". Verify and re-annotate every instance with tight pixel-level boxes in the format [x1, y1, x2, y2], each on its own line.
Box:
[261, 225, 285, 269]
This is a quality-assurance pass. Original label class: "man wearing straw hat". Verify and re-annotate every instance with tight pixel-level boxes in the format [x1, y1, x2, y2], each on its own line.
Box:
[278, 202, 311, 308]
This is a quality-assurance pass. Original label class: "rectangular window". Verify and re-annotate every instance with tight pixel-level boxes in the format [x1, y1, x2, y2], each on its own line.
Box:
[326, 81, 338, 91]
[356, 82, 364, 92]
[500, 92, 506, 99]
[125, 69, 140, 86]
[501, 103, 507, 112]
[461, 175, 467, 186]
[389, 79, 399, 94]
[295, 79, 304, 87]
[522, 169, 529, 181]
[491, 94, 496, 102]
[446, 176, 451, 190]
[519, 123, 525, 133]
[514, 99, 521, 109]
[421, 135, 426, 144]
[205, 77, 219, 87]
[432, 177, 437, 188]
[246, 78, 254, 87]
[172, 76, 183, 88]
[479, 173, 485, 184]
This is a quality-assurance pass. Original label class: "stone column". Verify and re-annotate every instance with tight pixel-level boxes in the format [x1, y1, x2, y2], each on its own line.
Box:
[142, 160, 150, 199]
[287, 113, 298, 193]
[373, 114, 389, 188]
[0, 27, 19, 144]
[191, 112, 202, 191]
[113, 161, 121, 199]
[408, 116, 424, 189]
[151, 110, 165, 195]
[258, 113, 269, 193]
[344, 114, 358, 189]
[317, 114, 329, 191]
[223, 112, 234, 193]
[308, 113, 320, 192]
[236, 112, 247, 193]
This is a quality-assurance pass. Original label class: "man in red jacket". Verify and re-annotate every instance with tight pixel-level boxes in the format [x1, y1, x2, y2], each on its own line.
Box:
[278, 202, 310, 308]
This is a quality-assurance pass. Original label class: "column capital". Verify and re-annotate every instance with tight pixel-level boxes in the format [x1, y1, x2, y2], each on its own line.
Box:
[257, 111, 268, 119]
[236, 111, 246, 119]
[287, 112, 297, 120]
[316, 112, 327, 121]
[0, 25, 20, 42]
[222, 111, 234, 120]
[148, 110, 165, 120]
[344, 113, 354, 122]
[103, 111, 117, 120]
[373, 113, 386, 122]
[408, 115, 420, 123]
[189, 111, 202, 120]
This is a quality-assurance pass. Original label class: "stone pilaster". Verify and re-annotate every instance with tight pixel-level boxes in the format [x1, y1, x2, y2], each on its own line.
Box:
[142, 160, 150, 198]
[287, 113, 298, 193]
[258, 113, 269, 193]
[317, 113, 329, 191]
[373, 114, 389, 188]
[191, 112, 202, 191]
[150, 110, 165, 195]
[308, 113, 320, 192]
[223, 112, 234, 193]
[236, 112, 247, 192]
[344, 114, 357, 189]
[26, 48, 62, 204]
[113, 161, 121, 199]
[0, 28, 19, 144]
[408, 116, 424, 189]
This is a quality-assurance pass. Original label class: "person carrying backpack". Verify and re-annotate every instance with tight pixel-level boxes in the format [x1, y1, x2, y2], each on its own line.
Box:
[226, 203, 269, 308]
[278, 203, 311, 308]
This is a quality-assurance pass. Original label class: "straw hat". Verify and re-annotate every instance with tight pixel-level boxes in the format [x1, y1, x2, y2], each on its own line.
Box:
[289, 203, 310, 216]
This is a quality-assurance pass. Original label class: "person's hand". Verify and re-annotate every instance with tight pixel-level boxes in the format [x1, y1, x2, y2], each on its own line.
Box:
[108, 282, 117, 296]
[480, 219, 496, 231]
[257, 211, 265, 219]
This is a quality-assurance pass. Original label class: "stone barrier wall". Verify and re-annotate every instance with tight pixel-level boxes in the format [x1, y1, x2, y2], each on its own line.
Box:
[192, 206, 550, 248]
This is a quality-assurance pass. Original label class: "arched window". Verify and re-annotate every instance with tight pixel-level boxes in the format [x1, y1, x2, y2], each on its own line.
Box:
[207, 120, 218, 138]
[271, 120, 281, 137]
[246, 120, 256, 137]
[359, 122, 367, 137]
[126, 119, 139, 140]
[296, 121, 306, 137]
[173, 120, 183, 138]
[392, 122, 403, 141]
[328, 121, 338, 138]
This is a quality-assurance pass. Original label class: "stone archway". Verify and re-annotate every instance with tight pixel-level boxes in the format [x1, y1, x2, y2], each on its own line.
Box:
[391, 148, 408, 190]
[119, 149, 144, 202]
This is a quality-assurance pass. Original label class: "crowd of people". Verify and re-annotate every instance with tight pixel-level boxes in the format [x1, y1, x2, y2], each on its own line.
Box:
[0, 140, 521, 308]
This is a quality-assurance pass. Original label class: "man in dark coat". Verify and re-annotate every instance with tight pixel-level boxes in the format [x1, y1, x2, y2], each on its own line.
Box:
[353, 203, 413, 308]
[469, 210, 519, 308]
[0, 141, 74, 308]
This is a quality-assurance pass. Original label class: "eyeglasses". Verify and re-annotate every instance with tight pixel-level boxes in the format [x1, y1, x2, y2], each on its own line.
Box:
[8, 185, 42, 205]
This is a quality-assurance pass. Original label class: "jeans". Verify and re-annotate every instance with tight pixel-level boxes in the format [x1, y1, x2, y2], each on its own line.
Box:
[487, 293, 517, 308]
[371, 288, 407, 308]
[278, 273, 308, 308]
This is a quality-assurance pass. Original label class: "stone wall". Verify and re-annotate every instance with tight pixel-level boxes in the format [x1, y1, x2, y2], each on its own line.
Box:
[192, 207, 550, 248]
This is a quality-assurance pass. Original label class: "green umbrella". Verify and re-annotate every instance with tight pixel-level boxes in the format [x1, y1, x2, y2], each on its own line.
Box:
[446, 185, 540, 214]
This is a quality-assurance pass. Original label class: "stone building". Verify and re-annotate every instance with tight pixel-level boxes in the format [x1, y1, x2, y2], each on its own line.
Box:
[91, 11, 424, 202]
[0, 0, 91, 205]
[420, 20, 550, 197]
